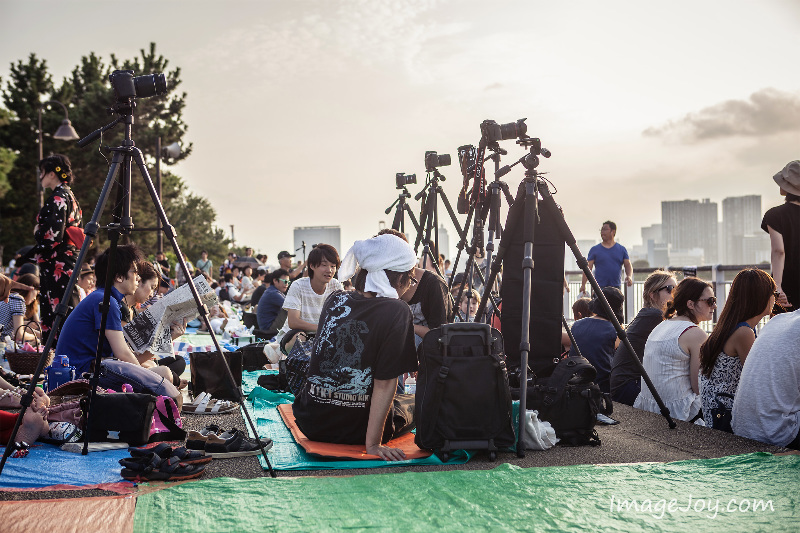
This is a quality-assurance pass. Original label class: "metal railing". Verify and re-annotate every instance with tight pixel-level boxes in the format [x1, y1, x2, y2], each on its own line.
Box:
[563, 264, 773, 332]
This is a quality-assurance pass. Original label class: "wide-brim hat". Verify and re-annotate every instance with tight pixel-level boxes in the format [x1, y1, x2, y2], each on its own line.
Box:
[773, 160, 800, 196]
[79, 264, 94, 276]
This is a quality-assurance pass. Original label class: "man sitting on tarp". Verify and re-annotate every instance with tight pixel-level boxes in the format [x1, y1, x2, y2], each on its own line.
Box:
[56, 244, 181, 407]
[292, 234, 418, 461]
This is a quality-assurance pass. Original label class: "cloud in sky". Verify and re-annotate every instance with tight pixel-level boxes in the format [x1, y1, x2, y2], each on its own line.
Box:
[643, 88, 800, 142]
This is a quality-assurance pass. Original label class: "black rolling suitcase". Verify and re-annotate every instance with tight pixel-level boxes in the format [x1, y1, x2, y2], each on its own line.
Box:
[415, 323, 515, 460]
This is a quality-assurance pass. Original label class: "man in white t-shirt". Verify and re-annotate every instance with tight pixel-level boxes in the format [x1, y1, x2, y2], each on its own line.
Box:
[278, 244, 342, 341]
[732, 309, 800, 450]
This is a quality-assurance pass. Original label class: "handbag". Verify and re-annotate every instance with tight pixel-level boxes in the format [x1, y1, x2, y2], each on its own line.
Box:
[711, 392, 734, 433]
[84, 392, 157, 446]
[280, 331, 314, 397]
[148, 395, 187, 443]
[189, 351, 243, 401]
[7, 324, 52, 374]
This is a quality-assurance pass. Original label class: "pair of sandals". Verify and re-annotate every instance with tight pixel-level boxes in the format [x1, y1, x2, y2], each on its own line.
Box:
[181, 391, 238, 415]
[119, 443, 211, 481]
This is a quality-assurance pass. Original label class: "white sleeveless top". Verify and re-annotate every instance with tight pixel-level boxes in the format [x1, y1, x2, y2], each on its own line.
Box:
[633, 319, 705, 425]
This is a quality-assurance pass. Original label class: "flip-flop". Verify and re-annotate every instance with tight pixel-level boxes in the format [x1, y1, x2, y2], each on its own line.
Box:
[119, 453, 206, 481]
[128, 443, 212, 465]
[181, 392, 238, 415]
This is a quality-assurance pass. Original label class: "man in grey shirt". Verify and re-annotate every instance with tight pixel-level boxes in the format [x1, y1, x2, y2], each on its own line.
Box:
[732, 309, 800, 449]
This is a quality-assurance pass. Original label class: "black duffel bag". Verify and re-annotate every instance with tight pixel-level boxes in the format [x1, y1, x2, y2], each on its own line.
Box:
[513, 355, 613, 446]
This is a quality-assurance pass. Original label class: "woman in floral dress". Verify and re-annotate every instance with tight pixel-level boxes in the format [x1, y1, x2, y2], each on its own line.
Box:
[30, 154, 83, 336]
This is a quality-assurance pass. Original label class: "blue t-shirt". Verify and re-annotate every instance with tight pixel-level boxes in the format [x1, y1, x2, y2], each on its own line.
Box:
[256, 285, 285, 330]
[56, 287, 125, 375]
[569, 317, 618, 394]
[587, 243, 629, 288]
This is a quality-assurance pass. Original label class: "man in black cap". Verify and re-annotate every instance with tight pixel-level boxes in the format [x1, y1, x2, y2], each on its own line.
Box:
[278, 250, 305, 280]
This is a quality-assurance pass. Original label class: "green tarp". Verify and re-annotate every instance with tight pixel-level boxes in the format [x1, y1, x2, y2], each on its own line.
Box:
[133, 452, 799, 532]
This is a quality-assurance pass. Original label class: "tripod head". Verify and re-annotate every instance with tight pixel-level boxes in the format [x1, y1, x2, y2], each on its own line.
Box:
[385, 186, 412, 214]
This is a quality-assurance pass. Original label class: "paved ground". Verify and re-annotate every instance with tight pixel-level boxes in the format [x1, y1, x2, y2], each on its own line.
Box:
[0, 401, 788, 501]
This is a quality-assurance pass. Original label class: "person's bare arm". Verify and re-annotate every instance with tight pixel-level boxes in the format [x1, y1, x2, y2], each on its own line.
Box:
[728, 327, 757, 367]
[623, 259, 633, 287]
[413, 324, 430, 339]
[286, 308, 318, 331]
[679, 327, 707, 395]
[581, 260, 595, 291]
[365, 378, 406, 461]
[105, 329, 142, 366]
[768, 226, 791, 307]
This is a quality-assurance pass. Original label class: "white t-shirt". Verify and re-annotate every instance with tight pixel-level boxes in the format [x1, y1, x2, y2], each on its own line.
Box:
[732, 310, 800, 447]
[279, 276, 343, 337]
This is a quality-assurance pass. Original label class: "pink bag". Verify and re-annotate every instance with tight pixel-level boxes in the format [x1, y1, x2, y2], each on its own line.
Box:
[148, 395, 186, 443]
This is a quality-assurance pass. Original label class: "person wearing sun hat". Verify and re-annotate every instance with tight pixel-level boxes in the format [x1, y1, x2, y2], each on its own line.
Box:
[25, 154, 83, 336]
[292, 234, 419, 461]
[762, 160, 800, 311]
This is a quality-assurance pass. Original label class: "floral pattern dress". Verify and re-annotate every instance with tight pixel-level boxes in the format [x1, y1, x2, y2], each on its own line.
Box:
[31, 183, 82, 335]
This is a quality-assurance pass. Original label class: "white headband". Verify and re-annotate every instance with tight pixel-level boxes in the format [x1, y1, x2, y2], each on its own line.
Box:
[338, 234, 417, 298]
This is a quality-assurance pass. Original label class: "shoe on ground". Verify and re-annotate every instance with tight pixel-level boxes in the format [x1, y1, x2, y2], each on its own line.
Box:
[128, 443, 212, 465]
[204, 428, 273, 458]
[119, 453, 206, 482]
[186, 424, 220, 451]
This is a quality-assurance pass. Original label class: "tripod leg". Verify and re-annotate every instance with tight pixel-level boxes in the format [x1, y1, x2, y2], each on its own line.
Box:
[538, 185, 676, 429]
[0, 151, 125, 475]
[129, 148, 278, 475]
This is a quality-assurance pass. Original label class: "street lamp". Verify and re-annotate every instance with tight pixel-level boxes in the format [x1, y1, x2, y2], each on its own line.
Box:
[37, 100, 80, 208]
[155, 137, 181, 253]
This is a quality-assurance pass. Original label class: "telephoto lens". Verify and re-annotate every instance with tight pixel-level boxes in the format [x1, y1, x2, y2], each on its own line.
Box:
[133, 73, 168, 98]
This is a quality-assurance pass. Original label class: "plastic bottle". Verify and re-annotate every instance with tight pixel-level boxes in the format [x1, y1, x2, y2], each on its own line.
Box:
[404, 376, 417, 395]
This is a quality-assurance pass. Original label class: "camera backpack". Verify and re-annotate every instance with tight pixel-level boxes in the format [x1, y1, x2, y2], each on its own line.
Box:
[514, 355, 613, 446]
[415, 323, 515, 460]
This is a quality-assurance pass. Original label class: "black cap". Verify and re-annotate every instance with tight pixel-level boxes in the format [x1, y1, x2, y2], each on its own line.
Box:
[278, 251, 295, 260]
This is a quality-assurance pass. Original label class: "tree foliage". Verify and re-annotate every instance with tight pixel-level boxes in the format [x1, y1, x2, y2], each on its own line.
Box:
[0, 43, 230, 267]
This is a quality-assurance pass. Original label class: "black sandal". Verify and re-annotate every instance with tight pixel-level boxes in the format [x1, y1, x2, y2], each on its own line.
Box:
[119, 453, 206, 481]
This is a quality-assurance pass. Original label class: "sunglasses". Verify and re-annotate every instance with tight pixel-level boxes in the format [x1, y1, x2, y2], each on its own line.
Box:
[276, 278, 290, 285]
[657, 285, 676, 293]
[697, 296, 717, 307]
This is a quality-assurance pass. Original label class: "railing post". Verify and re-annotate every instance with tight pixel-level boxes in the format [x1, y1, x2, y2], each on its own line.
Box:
[713, 264, 725, 322]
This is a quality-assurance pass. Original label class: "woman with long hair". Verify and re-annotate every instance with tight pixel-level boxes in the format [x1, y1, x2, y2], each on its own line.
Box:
[611, 270, 677, 405]
[634, 277, 716, 423]
[27, 154, 83, 336]
[699, 269, 775, 429]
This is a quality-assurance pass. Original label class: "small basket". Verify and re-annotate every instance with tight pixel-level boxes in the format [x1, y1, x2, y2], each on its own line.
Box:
[7, 324, 52, 375]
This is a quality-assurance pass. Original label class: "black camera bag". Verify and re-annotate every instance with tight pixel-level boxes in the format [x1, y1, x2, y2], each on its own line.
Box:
[514, 355, 613, 446]
[415, 323, 515, 457]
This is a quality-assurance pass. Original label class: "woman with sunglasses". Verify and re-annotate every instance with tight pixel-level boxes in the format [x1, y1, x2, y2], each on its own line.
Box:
[610, 270, 677, 405]
[699, 269, 775, 429]
[634, 277, 716, 424]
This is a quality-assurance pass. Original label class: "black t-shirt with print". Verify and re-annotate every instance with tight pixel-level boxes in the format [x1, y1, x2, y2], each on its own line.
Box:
[408, 270, 453, 327]
[292, 290, 417, 444]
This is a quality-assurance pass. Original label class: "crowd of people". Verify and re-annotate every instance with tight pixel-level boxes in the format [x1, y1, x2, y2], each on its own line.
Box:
[1, 155, 799, 458]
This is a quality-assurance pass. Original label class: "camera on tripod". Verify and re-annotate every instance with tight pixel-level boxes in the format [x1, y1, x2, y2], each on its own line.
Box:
[480, 118, 527, 142]
[109, 70, 168, 102]
[396, 172, 417, 189]
[424, 151, 451, 173]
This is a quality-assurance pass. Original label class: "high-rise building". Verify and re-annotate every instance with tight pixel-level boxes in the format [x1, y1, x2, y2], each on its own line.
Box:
[436, 224, 451, 261]
[661, 199, 718, 263]
[722, 195, 762, 264]
[293, 226, 341, 258]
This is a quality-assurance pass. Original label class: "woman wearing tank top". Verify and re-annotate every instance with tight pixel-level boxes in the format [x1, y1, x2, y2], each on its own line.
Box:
[634, 277, 716, 424]
[699, 269, 776, 428]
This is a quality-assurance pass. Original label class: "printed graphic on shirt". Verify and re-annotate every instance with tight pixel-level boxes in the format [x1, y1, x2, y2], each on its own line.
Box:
[306, 292, 372, 407]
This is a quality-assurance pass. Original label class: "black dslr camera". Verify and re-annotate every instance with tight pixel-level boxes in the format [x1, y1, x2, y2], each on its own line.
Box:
[424, 151, 451, 172]
[109, 70, 168, 102]
[480, 118, 527, 142]
[396, 172, 417, 189]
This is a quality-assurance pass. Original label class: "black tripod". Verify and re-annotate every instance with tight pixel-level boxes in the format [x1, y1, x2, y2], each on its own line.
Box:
[474, 142, 676, 457]
[386, 185, 421, 237]
[0, 101, 276, 478]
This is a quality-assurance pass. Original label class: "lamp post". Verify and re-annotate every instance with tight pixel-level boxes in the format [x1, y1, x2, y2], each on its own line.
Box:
[155, 137, 181, 253]
[37, 100, 80, 208]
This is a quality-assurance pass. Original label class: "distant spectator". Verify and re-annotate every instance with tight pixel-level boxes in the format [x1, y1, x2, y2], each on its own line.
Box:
[699, 269, 775, 429]
[155, 251, 170, 276]
[569, 287, 624, 394]
[279, 250, 305, 281]
[195, 250, 213, 277]
[732, 308, 800, 449]
[581, 221, 632, 293]
[249, 268, 269, 307]
[257, 268, 290, 332]
[572, 297, 592, 321]
[762, 160, 800, 311]
[454, 289, 480, 322]
[610, 270, 676, 405]
[76, 264, 96, 301]
[634, 277, 716, 424]
[0, 273, 41, 342]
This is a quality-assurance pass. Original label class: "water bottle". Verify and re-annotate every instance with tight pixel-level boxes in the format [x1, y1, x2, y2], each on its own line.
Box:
[404, 376, 417, 395]
[44, 354, 76, 392]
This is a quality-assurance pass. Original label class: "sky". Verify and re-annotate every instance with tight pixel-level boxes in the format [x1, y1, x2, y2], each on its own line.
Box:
[2, 0, 799, 262]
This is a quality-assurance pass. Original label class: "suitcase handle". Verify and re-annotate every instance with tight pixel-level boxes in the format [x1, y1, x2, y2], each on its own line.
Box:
[440, 323, 492, 347]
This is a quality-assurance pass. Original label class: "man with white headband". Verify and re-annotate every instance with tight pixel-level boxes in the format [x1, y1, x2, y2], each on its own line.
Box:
[292, 234, 418, 461]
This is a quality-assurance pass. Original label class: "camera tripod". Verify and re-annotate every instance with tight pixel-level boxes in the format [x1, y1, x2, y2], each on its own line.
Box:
[0, 107, 276, 477]
[473, 144, 676, 457]
[386, 186, 421, 237]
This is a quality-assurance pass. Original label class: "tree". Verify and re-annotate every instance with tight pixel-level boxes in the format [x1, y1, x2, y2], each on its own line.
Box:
[0, 44, 230, 267]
